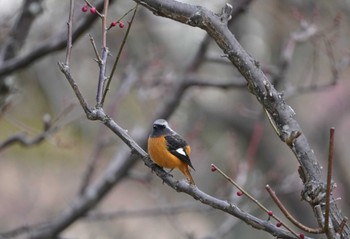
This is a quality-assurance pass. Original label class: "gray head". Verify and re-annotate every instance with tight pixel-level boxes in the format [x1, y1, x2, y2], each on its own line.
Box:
[150, 119, 173, 137]
[153, 119, 169, 127]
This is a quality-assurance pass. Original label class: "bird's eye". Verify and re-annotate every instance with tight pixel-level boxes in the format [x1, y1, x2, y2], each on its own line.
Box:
[153, 124, 165, 129]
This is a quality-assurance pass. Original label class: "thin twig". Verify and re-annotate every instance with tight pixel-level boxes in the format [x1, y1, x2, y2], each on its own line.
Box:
[107, 6, 137, 30]
[211, 164, 268, 211]
[65, 0, 74, 66]
[96, 48, 109, 106]
[337, 217, 348, 234]
[325, 127, 335, 234]
[95, 0, 110, 106]
[89, 34, 102, 62]
[265, 185, 324, 234]
[0, 0, 116, 78]
[0, 128, 56, 152]
[0, 103, 74, 152]
[102, 0, 109, 48]
[84, 0, 104, 17]
[58, 63, 92, 116]
[101, 4, 138, 105]
[211, 164, 300, 238]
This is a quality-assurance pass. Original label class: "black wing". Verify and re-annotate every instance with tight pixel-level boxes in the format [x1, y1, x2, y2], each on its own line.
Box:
[165, 134, 195, 170]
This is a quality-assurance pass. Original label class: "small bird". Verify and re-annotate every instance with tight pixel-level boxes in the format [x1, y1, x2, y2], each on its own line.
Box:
[148, 119, 195, 184]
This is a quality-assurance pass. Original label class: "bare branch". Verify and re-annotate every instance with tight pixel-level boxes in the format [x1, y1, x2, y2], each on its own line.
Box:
[211, 164, 299, 238]
[58, 63, 92, 116]
[0, 0, 118, 78]
[102, 0, 109, 48]
[337, 218, 348, 235]
[77, 65, 140, 195]
[29, 67, 297, 238]
[0, 130, 53, 152]
[325, 128, 335, 236]
[28, 118, 300, 238]
[12, 1, 322, 238]
[0, 104, 74, 152]
[96, 48, 109, 106]
[0, 115, 59, 152]
[64, 0, 74, 66]
[102, 4, 138, 105]
[84, 0, 104, 17]
[89, 34, 102, 63]
[132, 0, 348, 237]
[0, 0, 44, 63]
[266, 185, 324, 234]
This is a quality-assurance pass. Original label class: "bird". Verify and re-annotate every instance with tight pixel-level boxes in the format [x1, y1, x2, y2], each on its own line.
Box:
[148, 119, 195, 184]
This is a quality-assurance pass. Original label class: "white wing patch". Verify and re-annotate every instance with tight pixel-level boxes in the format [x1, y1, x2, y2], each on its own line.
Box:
[176, 148, 187, 156]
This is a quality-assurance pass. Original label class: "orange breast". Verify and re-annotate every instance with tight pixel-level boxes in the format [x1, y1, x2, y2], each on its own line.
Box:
[148, 136, 184, 169]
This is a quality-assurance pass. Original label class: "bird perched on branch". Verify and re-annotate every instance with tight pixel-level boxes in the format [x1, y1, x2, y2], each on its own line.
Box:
[148, 119, 195, 185]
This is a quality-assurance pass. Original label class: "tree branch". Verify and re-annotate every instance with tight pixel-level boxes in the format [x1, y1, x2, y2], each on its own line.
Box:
[0, 0, 118, 78]
[0, 0, 44, 64]
[6, 1, 332, 238]
[28, 106, 301, 238]
[0, 111, 69, 152]
[132, 0, 348, 237]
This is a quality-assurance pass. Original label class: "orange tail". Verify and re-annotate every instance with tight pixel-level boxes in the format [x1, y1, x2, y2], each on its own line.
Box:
[179, 164, 195, 185]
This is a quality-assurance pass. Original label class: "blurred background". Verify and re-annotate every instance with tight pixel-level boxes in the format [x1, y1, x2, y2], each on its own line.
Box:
[0, 0, 349, 238]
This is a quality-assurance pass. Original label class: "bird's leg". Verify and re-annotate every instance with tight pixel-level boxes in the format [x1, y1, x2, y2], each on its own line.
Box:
[165, 168, 174, 176]
[151, 163, 163, 172]
[151, 164, 173, 176]
[151, 164, 174, 184]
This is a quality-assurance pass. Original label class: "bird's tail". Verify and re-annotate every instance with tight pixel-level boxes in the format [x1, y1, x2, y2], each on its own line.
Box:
[180, 165, 195, 185]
